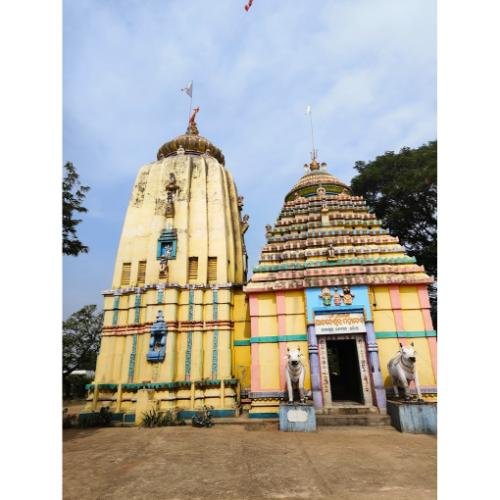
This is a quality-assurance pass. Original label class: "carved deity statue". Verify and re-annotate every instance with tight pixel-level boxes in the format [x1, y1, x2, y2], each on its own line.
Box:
[241, 214, 250, 234]
[333, 287, 341, 306]
[319, 287, 332, 306]
[341, 286, 354, 305]
[327, 244, 337, 260]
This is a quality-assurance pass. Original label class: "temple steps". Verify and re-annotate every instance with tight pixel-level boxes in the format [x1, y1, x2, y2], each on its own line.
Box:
[315, 413, 391, 427]
[316, 404, 391, 426]
[316, 404, 380, 416]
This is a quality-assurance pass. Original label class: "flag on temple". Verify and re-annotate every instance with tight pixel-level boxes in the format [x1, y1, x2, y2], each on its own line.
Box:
[181, 81, 193, 97]
[306, 105, 311, 115]
[244, 0, 254, 12]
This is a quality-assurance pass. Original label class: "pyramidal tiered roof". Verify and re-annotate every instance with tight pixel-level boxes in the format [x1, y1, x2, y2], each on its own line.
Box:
[245, 157, 432, 292]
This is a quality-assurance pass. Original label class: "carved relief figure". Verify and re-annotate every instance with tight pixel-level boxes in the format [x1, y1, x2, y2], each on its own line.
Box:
[164, 173, 180, 217]
[333, 287, 341, 306]
[319, 287, 332, 306]
[132, 168, 150, 207]
[341, 286, 354, 305]
[387, 343, 423, 401]
[165, 173, 179, 200]
[327, 244, 337, 261]
[285, 347, 306, 403]
[159, 245, 172, 276]
[241, 214, 250, 234]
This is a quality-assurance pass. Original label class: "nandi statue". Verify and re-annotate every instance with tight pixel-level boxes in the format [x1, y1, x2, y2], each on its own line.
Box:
[285, 347, 306, 403]
[387, 343, 423, 401]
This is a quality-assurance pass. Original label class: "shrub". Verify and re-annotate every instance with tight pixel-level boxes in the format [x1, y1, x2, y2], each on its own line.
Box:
[141, 409, 186, 427]
[78, 407, 113, 428]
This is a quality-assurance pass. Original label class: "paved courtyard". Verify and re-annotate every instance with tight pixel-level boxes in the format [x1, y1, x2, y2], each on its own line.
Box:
[63, 425, 436, 499]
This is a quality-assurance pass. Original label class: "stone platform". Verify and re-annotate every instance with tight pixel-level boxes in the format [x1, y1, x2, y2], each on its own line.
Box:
[386, 399, 437, 434]
[279, 402, 316, 432]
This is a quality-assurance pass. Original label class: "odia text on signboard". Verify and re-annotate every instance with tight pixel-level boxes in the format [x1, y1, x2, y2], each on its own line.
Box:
[315, 313, 366, 335]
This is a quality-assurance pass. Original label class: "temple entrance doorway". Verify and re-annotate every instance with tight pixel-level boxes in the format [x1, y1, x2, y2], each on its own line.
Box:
[326, 339, 363, 404]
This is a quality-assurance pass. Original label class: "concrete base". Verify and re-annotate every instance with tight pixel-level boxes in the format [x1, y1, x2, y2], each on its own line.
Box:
[386, 400, 437, 434]
[279, 402, 316, 432]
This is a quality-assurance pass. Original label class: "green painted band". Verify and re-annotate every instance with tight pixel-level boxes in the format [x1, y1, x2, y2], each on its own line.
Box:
[251, 334, 308, 344]
[233, 339, 251, 346]
[375, 331, 437, 339]
[234, 335, 308, 345]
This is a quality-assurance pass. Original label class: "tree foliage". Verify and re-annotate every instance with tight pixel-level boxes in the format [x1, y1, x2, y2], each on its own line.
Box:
[63, 305, 103, 378]
[350, 141, 437, 326]
[63, 161, 90, 256]
[350, 141, 437, 277]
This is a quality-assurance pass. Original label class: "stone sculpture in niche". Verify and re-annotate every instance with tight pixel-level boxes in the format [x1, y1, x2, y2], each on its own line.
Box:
[147, 311, 167, 362]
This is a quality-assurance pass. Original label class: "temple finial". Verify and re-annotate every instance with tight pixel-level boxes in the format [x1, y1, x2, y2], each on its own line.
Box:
[187, 106, 200, 135]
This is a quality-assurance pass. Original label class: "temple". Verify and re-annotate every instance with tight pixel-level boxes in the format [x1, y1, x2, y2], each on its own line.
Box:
[84, 121, 436, 424]
[243, 154, 436, 417]
[84, 119, 251, 422]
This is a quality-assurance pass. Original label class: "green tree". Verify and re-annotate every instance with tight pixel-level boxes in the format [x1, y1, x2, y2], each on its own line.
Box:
[350, 141, 437, 325]
[63, 161, 90, 256]
[63, 305, 103, 387]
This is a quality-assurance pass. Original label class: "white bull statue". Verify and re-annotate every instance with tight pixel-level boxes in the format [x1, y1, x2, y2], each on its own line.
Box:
[387, 342, 423, 401]
[285, 347, 306, 403]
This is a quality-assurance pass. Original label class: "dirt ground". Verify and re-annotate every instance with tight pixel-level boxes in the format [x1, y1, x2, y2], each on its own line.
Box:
[63, 425, 436, 500]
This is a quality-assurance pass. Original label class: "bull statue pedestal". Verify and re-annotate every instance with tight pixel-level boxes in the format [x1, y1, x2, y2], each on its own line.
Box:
[386, 400, 437, 435]
[279, 402, 316, 432]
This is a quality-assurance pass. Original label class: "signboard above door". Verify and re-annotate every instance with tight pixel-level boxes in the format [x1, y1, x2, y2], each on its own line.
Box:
[315, 313, 366, 335]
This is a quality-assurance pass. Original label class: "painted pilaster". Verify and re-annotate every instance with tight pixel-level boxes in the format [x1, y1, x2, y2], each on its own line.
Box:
[418, 285, 437, 383]
[249, 294, 261, 391]
[389, 285, 405, 344]
[211, 288, 219, 379]
[276, 291, 287, 391]
[184, 288, 195, 381]
[365, 320, 386, 410]
[127, 334, 137, 383]
[307, 322, 323, 408]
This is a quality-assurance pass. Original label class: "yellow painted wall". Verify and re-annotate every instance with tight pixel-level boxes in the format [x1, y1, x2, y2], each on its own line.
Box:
[399, 286, 420, 309]
[373, 310, 396, 331]
[402, 310, 425, 331]
[259, 343, 280, 389]
[373, 286, 391, 309]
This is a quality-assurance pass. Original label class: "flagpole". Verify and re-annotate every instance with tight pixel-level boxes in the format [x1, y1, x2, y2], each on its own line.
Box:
[308, 107, 317, 160]
[188, 85, 193, 127]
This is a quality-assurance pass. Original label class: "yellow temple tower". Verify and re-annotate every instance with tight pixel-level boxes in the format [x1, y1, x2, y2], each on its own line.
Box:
[84, 117, 251, 423]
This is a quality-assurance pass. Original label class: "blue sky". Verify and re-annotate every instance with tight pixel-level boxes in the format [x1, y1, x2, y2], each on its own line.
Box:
[63, 0, 436, 318]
